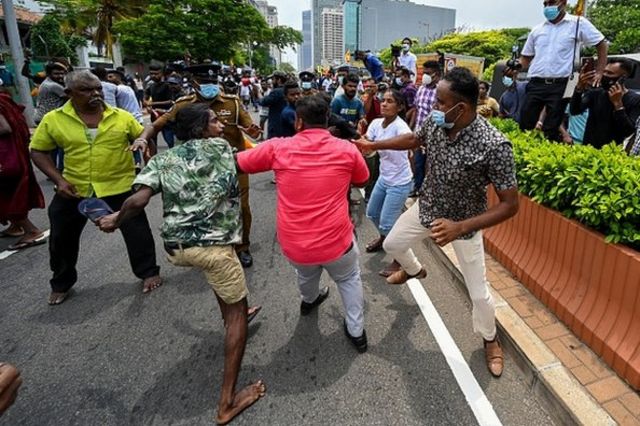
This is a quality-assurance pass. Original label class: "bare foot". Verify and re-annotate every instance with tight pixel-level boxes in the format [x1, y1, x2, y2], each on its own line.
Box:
[48, 292, 69, 305]
[142, 276, 163, 294]
[216, 380, 266, 425]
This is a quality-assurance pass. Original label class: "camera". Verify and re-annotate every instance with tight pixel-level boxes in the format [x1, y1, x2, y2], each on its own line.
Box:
[506, 44, 522, 70]
[391, 45, 401, 58]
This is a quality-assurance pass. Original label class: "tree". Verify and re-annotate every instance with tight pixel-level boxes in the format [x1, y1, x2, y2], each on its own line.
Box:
[585, 0, 640, 54]
[38, 0, 149, 57]
[30, 14, 87, 61]
[113, 0, 301, 71]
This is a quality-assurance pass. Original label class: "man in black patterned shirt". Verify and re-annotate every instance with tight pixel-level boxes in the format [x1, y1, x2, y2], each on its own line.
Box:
[355, 67, 519, 377]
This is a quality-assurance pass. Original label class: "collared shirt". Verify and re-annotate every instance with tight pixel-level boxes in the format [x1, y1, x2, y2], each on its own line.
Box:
[522, 14, 604, 78]
[34, 78, 66, 124]
[237, 128, 369, 264]
[101, 81, 118, 107]
[414, 85, 437, 130]
[30, 102, 143, 198]
[115, 84, 143, 123]
[415, 116, 517, 239]
[134, 138, 241, 246]
[399, 51, 417, 79]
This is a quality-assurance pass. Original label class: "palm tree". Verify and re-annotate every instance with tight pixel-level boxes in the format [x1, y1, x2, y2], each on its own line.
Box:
[41, 0, 148, 57]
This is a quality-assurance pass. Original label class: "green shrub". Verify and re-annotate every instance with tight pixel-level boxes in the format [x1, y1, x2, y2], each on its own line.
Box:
[490, 118, 640, 250]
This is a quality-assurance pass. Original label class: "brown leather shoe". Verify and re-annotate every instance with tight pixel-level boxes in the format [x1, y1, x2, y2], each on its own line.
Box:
[484, 338, 504, 377]
[378, 260, 401, 278]
[386, 267, 427, 285]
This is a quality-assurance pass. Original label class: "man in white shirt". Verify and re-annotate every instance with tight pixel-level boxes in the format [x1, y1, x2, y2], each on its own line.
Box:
[107, 69, 143, 123]
[397, 37, 417, 82]
[518, 0, 607, 141]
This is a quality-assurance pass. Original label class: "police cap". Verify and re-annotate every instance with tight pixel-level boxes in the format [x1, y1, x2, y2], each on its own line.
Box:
[298, 70, 315, 81]
[185, 63, 222, 82]
[267, 70, 287, 80]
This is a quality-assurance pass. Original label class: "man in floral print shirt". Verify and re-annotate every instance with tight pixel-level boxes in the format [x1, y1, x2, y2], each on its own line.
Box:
[355, 67, 520, 378]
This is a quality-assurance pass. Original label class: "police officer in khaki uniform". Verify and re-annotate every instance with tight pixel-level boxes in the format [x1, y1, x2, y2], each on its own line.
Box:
[141, 63, 261, 267]
[299, 70, 318, 97]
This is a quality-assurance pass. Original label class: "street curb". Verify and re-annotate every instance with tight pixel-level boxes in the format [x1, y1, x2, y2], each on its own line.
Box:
[425, 240, 616, 426]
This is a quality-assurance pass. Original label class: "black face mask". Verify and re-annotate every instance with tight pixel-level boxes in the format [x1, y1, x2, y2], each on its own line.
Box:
[601, 76, 623, 91]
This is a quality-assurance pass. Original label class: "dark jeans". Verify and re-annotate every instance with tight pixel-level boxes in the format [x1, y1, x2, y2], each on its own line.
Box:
[364, 154, 380, 202]
[48, 192, 160, 293]
[413, 148, 426, 193]
[162, 128, 175, 149]
[519, 78, 568, 142]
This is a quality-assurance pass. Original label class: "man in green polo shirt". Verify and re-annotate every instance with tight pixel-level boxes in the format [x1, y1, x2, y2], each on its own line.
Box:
[30, 70, 161, 305]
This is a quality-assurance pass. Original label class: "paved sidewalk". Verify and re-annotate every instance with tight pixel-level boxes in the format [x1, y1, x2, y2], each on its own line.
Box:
[436, 242, 640, 425]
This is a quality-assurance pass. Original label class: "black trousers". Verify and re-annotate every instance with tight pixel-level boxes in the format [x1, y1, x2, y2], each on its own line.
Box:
[48, 192, 160, 293]
[519, 79, 568, 142]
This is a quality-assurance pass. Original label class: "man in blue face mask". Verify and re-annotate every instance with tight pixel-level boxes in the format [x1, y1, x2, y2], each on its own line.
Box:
[517, 0, 607, 141]
[142, 63, 262, 268]
[498, 67, 527, 124]
[354, 67, 520, 378]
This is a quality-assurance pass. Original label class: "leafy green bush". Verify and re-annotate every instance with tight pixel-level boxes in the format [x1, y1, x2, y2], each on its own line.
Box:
[490, 118, 640, 249]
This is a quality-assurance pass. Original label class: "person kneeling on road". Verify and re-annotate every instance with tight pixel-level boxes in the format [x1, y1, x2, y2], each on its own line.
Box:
[354, 67, 519, 377]
[97, 104, 265, 425]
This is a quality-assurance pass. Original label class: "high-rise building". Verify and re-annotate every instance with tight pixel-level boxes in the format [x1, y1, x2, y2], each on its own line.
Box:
[254, 0, 282, 67]
[342, 0, 361, 56]
[311, 0, 342, 67]
[321, 8, 344, 66]
[341, 0, 456, 53]
[298, 10, 313, 71]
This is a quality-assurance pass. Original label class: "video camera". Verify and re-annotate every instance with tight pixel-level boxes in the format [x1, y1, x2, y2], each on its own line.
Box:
[391, 44, 402, 58]
[506, 44, 522, 71]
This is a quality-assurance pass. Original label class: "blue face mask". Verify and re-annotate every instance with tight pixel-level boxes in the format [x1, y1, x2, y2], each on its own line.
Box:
[431, 103, 461, 129]
[301, 81, 312, 90]
[198, 83, 219, 99]
[502, 76, 514, 87]
[544, 5, 561, 21]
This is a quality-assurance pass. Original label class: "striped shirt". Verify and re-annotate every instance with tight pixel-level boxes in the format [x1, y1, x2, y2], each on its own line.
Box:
[414, 85, 437, 130]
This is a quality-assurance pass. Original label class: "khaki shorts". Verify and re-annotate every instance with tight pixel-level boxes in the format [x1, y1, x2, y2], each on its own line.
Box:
[165, 244, 248, 304]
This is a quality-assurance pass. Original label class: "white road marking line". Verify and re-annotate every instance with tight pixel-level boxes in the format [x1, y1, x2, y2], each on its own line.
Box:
[407, 278, 503, 426]
[358, 188, 365, 199]
[0, 230, 50, 261]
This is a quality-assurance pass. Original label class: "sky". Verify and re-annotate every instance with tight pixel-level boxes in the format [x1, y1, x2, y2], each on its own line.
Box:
[274, 0, 581, 68]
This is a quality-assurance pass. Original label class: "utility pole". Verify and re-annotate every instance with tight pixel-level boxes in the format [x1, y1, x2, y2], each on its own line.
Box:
[1, 0, 35, 126]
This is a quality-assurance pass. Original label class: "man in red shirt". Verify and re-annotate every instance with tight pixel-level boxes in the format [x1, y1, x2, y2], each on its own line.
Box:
[237, 94, 370, 353]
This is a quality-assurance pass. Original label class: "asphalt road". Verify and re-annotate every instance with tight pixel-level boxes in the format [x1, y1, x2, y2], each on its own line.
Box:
[0, 137, 555, 425]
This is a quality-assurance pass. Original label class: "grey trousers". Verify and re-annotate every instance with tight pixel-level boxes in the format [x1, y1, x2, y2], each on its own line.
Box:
[288, 239, 365, 337]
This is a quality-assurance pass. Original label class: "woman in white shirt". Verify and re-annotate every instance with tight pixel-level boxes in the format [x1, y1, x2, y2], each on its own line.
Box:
[365, 89, 413, 275]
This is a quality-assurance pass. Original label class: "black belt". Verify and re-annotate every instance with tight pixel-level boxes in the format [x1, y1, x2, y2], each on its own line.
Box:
[530, 77, 569, 85]
[164, 241, 199, 255]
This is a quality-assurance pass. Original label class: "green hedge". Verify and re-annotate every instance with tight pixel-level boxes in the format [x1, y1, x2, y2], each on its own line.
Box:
[490, 118, 640, 250]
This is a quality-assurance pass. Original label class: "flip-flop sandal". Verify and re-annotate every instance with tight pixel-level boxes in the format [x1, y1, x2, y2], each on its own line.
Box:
[8, 239, 46, 251]
[247, 306, 262, 324]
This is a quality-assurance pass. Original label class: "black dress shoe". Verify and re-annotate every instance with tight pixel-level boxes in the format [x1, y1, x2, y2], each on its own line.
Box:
[343, 320, 367, 353]
[300, 287, 329, 316]
[237, 250, 253, 268]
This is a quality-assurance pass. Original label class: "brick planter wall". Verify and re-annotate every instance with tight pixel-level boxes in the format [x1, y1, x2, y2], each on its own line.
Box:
[484, 188, 640, 390]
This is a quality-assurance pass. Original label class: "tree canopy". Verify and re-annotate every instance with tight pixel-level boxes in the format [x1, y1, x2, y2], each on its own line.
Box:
[113, 0, 302, 69]
[30, 14, 86, 61]
[586, 0, 640, 54]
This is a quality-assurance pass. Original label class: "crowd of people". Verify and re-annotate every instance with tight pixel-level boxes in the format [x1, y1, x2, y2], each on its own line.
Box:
[0, 0, 638, 422]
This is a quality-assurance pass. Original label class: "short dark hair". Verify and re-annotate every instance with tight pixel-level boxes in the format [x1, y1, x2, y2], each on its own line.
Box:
[91, 66, 107, 81]
[423, 60, 442, 74]
[149, 64, 162, 72]
[343, 73, 360, 86]
[45, 58, 69, 76]
[402, 37, 412, 45]
[479, 81, 491, 91]
[608, 58, 635, 77]
[284, 80, 300, 95]
[296, 94, 329, 127]
[442, 67, 480, 106]
[400, 68, 412, 78]
[175, 103, 212, 141]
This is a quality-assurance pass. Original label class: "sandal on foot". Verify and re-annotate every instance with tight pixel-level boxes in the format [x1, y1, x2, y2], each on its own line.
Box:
[365, 236, 385, 253]
[8, 238, 46, 251]
[247, 306, 262, 324]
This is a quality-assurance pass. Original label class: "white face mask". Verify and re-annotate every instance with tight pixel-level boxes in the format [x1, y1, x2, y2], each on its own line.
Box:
[422, 74, 432, 86]
[402, 44, 410, 52]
